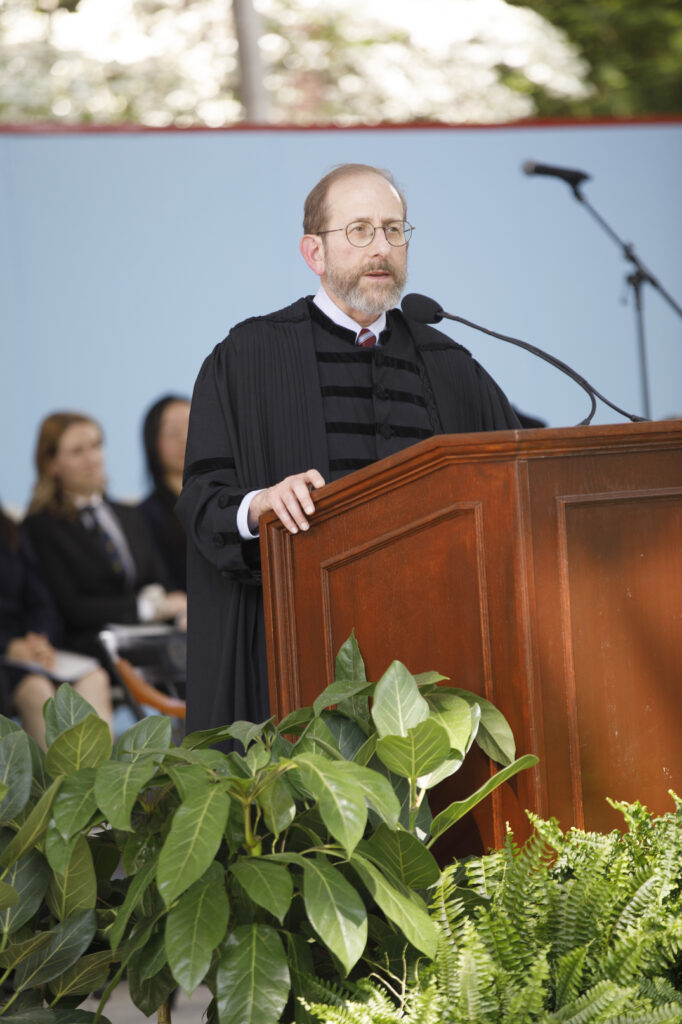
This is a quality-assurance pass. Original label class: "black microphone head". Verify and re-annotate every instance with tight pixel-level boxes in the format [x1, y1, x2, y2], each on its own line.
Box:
[401, 293, 444, 324]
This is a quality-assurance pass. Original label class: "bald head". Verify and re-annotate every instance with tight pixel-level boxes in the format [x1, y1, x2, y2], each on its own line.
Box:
[303, 163, 407, 235]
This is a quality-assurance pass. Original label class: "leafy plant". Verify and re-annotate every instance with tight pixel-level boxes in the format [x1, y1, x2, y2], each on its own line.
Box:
[0, 632, 536, 1023]
[305, 796, 682, 1023]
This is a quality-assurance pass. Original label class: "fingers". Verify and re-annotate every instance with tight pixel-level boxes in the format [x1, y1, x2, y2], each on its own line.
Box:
[255, 470, 326, 535]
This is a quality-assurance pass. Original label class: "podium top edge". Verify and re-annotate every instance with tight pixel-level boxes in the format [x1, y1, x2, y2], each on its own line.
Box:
[260, 418, 682, 529]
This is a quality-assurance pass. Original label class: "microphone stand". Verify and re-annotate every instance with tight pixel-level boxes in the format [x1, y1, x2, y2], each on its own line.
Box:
[568, 182, 682, 420]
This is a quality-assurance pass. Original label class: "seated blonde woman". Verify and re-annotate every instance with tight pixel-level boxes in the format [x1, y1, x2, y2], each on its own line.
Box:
[0, 506, 112, 749]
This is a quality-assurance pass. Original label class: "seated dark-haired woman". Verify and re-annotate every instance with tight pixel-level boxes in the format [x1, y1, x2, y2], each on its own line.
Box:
[0, 506, 112, 748]
[23, 412, 187, 662]
[138, 395, 190, 591]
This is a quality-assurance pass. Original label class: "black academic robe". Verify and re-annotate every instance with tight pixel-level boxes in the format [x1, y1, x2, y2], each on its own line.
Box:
[23, 501, 169, 657]
[177, 298, 520, 736]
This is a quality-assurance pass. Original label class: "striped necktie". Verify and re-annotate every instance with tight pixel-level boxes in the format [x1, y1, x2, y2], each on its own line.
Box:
[357, 328, 377, 348]
[81, 505, 126, 579]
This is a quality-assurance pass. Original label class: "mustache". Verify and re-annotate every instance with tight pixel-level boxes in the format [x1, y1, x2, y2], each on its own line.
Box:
[359, 261, 396, 278]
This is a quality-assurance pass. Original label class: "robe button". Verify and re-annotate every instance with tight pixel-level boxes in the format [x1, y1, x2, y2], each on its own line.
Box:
[217, 493, 230, 509]
[374, 384, 388, 400]
[212, 533, 226, 548]
[379, 423, 393, 439]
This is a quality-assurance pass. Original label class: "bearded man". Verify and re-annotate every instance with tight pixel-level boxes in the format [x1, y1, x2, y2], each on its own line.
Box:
[177, 163, 520, 734]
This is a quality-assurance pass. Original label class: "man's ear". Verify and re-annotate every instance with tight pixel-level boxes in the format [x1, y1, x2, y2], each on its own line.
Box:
[300, 234, 326, 276]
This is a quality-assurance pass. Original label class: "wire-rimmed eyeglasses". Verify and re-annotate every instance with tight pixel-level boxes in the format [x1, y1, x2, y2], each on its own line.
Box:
[316, 220, 414, 247]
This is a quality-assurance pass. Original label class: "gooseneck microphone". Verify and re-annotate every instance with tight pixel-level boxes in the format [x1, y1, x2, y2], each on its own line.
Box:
[522, 160, 591, 187]
[401, 293, 646, 426]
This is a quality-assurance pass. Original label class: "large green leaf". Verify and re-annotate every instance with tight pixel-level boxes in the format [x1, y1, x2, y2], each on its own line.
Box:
[376, 718, 451, 780]
[0, 777, 62, 870]
[111, 714, 172, 761]
[424, 692, 472, 751]
[226, 719, 274, 750]
[157, 786, 231, 906]
[291, 755, 367, 856]
[349, 851, 438, 960]
[417, 753, 466, 790]
[53, 1011, 113, 1024]
[46, 833, 97, 919]
[0, 842, 50, 934]
[429, 753, 539, 844]
[0, 878, 19, 908]
[44, 825, 79, 876]
[0, 1009, 56, 1023]
[323, 713, 371, 760]
[230, 858, 293, 923]
[166, 762, 213, 802]
[256, 773, 296, 837]
[332, 761, 401, 828]
[108, 856, 158, 952]
[13, 908, 97, 990]
[215, 924, 290, 1024]
[363, 824, 440, 888]
[441, 687, 516, 765]
[334, 630, 367, 683]
[302, 855, 367, 975]
[0, 715, 21, 738]
[166, 861, 229, 993]
[52, 767, 98, 839]
[371, 661, 430, 738]
[45, 715, 112, 777]
[312, 680, 374, 718]
[294, 716, 341, 758]
[0, 730, 32, 823]
[48, 949, 113, 998]
[44, 684, 99, 747]
[276, 707, 315, 736]
[0, 930, 52, 970]
[127, 958, 176, 1017]
[94, 757, 158, 830]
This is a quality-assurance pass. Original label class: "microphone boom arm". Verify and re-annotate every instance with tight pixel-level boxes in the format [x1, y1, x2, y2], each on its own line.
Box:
[438, 310, 646, 425]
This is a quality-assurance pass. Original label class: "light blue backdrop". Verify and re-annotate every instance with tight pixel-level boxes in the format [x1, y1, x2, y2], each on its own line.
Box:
[2, 121, 681, 510]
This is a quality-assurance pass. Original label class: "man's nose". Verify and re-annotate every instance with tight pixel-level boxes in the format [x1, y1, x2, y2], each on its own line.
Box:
[368, 227, 392, 255]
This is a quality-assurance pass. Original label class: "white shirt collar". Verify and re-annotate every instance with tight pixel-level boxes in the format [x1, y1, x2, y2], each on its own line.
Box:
[313, 285, 387, 339]
[72, 493, 104, 510]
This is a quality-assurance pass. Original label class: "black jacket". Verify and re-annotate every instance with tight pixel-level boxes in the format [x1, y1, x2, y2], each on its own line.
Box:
[23, 500, 169, 656]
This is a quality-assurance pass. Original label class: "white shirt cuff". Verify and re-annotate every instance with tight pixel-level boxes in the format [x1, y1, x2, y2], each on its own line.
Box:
[137, 583, 166, 622]
[237, 489, 265, 539]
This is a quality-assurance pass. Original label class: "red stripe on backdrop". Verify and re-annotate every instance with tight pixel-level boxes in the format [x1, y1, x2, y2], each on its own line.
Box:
[1, 115, 681, 136]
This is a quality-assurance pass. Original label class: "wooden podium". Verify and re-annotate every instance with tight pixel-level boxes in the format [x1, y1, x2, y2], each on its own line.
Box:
[261, 420, 682, 855]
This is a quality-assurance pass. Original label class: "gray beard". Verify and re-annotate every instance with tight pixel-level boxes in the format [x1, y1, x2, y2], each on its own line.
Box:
[324, 260, 407, 319]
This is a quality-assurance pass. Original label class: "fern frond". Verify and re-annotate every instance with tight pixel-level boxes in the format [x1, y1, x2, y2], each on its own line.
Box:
[302, 976, 446, 1024]
[474, 905, 538, 977]
[600, 932, 646, 987]
[611, 871, 663, 935]
[546, 979, 634, 1022]
[605, 1004, 682, 1024]
[553, 945, 589, 1008]
[464, 848, 506, 898]
[451, 920, 498, 1023]
[500, 946, 551, 1019]
[637, 976, 682, 1008]
[550, 871, 610, 962]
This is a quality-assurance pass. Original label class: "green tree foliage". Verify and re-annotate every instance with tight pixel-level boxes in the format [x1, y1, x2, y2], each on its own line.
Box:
[0, 0, 590, 125]
[504, 0, 682, 116]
